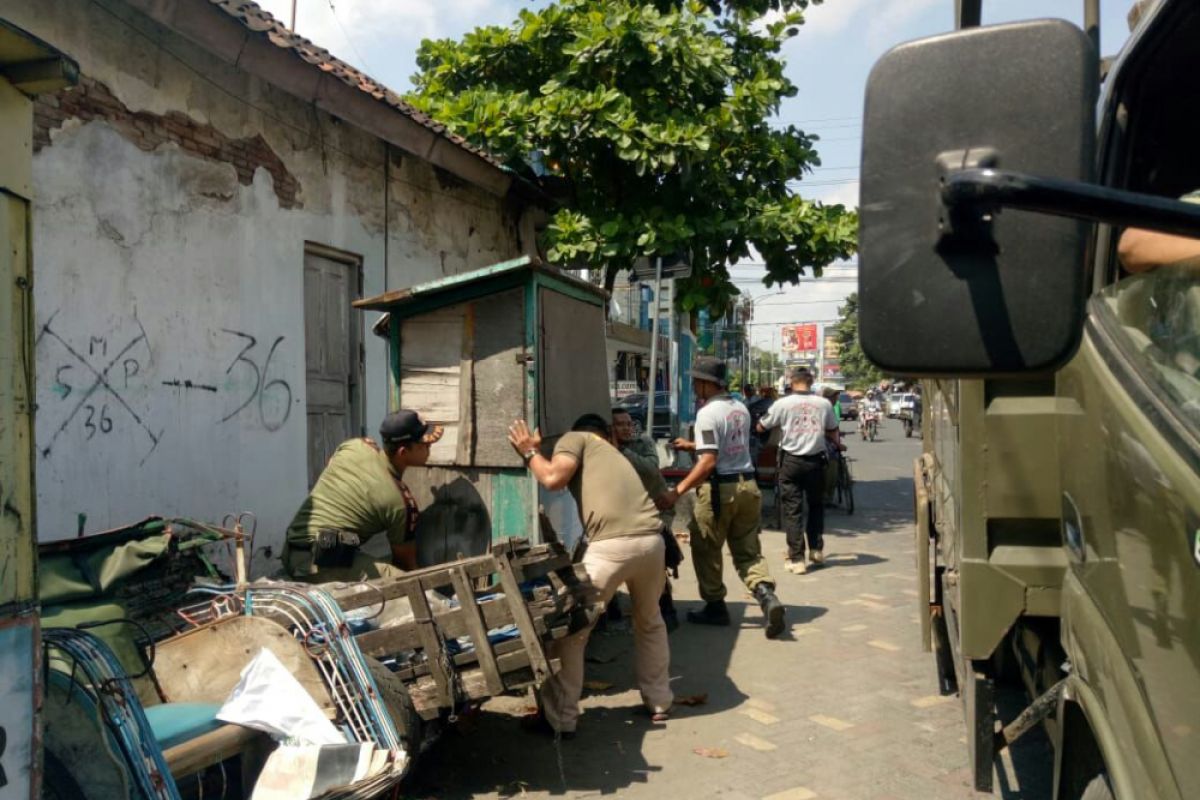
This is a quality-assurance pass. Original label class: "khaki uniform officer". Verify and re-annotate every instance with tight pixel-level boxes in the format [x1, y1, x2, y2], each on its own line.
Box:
[282, 410, 443, 582]
[661, 356, 785, 639]
[612, 408, 681, 630]
[508, 414, 673, 736]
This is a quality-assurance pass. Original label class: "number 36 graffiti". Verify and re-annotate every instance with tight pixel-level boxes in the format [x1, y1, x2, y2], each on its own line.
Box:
[220, 329, 292, 431]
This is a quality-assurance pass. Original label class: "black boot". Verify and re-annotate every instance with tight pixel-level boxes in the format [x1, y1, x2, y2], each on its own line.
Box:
[686, 600, 731, 626]
[754, 583, 786, 639]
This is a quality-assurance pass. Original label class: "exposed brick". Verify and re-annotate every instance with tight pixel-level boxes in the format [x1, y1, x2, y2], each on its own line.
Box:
[33, 75, 301, 208]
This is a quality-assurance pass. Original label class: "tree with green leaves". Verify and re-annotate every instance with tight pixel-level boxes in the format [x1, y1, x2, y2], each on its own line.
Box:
[832, 292, 884, 389]
[408, 0, 857, 316]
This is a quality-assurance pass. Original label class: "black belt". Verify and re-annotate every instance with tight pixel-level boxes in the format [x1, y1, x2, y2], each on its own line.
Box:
[708, 472, 755, 517]
[715, 472, 757, 483]
[783, 451, 827, 461]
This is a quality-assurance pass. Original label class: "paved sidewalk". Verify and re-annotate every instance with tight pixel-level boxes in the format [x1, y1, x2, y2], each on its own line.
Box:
[402, 425, 1050, 799]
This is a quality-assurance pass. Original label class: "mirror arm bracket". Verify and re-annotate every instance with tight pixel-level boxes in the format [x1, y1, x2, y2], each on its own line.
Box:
[941, 168, 1200, 240]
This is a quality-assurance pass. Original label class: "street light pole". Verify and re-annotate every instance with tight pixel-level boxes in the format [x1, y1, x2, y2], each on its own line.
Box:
[645, 256, 663, 438]
[743, 290, 784, 388]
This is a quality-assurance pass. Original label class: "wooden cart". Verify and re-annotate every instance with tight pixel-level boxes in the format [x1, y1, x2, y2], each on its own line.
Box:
[326, 537, 597, 721]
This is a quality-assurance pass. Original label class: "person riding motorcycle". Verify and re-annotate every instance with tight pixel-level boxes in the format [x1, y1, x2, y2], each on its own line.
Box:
[859, 395, 882, 440]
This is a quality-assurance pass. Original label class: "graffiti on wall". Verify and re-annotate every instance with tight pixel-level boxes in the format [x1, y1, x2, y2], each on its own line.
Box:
[36, 310, 162, 463]
[36, 311, 295, 466]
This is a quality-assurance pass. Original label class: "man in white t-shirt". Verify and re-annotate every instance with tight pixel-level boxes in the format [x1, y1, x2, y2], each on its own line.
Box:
[758, 369, 841, 573]
[661, 357, 785, 639]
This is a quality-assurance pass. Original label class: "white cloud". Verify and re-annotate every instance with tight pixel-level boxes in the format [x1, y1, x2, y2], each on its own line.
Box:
[252, 0, 517, 80]
[804, 180, 859, 209]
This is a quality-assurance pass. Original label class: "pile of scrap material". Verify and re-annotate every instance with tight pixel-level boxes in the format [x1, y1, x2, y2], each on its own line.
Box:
[37, 522, 595, 799]
[38, 518, 411, 800]
[323, 538, 599, 720]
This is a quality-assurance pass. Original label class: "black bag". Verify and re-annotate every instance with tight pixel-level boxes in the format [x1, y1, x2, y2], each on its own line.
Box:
[312, 528, 361, 568]
[661, 524, 684, 578]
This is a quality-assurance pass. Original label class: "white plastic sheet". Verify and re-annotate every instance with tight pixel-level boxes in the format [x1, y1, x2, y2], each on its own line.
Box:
[251, 743, 393, 800]
[217, 648, 346, 745]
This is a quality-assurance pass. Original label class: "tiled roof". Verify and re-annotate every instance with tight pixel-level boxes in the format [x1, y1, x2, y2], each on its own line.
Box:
[207, 0, 505, 170]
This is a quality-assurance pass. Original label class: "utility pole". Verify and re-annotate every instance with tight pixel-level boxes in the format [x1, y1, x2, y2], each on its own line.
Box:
[645, 256, 663, 438]
[667, 274, 678, 438]
[290, 0, 298, 30]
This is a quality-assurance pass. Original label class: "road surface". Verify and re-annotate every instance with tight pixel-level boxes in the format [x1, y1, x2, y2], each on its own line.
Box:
[401, 418, 1053, 799]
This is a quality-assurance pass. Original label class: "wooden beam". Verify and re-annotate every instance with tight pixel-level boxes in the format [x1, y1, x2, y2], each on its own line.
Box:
[405, 581, 454, 707]
[450, 566, 504, 695]
[162, 724, 266, 778]
[495, 554, 553, 683]
[0, 57, 78, 95]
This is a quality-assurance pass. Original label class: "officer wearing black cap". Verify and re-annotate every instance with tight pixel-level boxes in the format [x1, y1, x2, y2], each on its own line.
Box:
[660, 356, 785, 638]
[282, 410, 443, 582]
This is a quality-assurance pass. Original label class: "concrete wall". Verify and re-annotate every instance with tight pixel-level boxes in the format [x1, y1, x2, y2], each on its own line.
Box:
[5, 0, 527, 567]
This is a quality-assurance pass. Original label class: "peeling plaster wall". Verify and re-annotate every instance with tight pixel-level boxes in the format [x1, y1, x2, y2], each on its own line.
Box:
[7, 0, 525, 566]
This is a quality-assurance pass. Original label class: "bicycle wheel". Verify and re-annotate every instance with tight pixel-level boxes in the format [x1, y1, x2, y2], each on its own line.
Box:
[840, 459, 855, 514]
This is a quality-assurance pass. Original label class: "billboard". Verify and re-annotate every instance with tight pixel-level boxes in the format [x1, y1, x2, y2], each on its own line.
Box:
[823, 330, 840, 359]
[781, 323, 819, 354]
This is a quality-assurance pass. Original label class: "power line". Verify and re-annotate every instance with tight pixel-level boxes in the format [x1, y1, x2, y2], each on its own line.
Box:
[794, 179, 860, 187]
[777, 121, 862, 130]
[324, 1, 373, 74]
[773, 114, 860, 125]
[724, 267, 859, 273]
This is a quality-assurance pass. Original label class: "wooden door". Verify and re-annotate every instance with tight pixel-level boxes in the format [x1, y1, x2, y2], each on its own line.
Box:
[304, 247, 362, 486]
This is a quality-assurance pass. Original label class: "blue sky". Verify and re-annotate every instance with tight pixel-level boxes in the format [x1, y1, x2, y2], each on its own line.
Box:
[257, 0, 1140, 349]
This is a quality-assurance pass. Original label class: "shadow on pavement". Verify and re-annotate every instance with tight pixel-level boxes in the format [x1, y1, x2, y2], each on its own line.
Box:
[405, 602, 761, 797]
[402, 703, 664, 798]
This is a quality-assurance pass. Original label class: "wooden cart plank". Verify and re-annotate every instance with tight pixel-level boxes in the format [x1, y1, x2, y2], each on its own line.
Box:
[352, 592, 570, 658]
[495, 553, 553, 683]
[405, 582, 454, 707]
[450, 566, 504, 695]
[408, 651, 564, 719]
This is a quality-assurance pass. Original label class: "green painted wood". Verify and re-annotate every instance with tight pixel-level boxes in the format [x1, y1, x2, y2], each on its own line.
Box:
[389, 316, 401, 412]
[532, 272, 607, 308]
[491, 470, 533, 542]
[355, 256, 536, 311]
[382, 274, 529, 321]
[524, 281, 539, 429]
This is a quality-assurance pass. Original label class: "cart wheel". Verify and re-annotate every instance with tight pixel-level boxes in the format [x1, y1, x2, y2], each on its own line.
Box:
[366, 656, 425, 769]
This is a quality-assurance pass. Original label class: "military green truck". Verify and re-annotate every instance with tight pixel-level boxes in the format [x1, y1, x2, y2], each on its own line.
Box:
[858, 2, 1200, 798]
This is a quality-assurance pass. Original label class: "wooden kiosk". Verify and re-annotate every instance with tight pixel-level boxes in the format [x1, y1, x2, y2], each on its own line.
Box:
[353, 256, 611, 558]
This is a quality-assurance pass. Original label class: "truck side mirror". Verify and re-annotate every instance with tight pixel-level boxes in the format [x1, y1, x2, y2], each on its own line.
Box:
[859, 20, 1098, 375]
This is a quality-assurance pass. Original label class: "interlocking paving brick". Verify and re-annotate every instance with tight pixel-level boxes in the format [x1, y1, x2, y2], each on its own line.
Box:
[735, 732, 779, 751]
[402, 427, 1050, 799]
[762, 788, 818, 800]
[809, 714, 855, 731]
[739, 707, 781, 726]
[746, 697, 777, 712]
